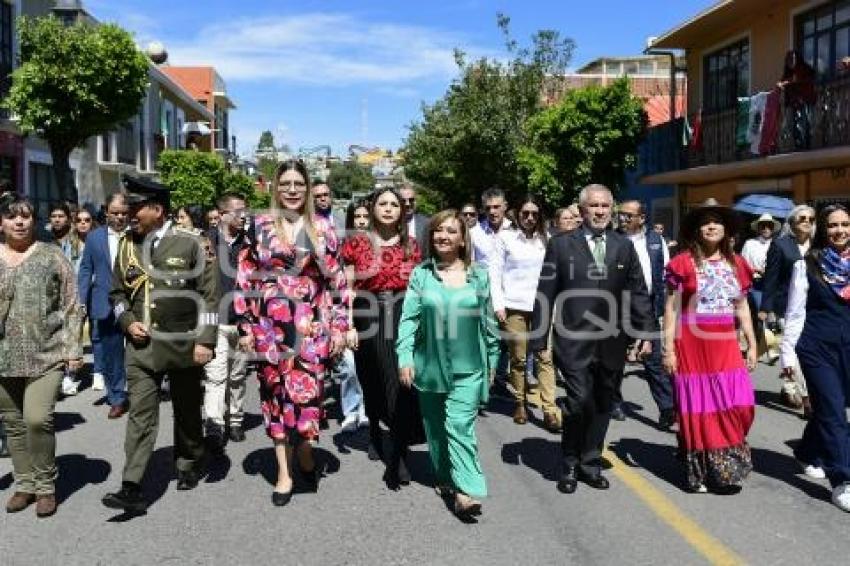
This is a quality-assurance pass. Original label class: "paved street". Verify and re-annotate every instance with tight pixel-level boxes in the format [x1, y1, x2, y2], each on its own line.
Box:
[0, 359, 847, 565]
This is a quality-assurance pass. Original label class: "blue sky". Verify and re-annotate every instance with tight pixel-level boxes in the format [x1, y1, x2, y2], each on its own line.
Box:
[86, 0, 710, 157]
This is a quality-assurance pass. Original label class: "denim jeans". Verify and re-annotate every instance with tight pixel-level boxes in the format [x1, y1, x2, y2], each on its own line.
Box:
[91, 316, 127, 407]
[335, 349, 364, 418]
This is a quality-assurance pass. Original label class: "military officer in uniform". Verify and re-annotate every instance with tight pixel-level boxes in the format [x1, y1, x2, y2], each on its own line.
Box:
[102, 177, 220, 513]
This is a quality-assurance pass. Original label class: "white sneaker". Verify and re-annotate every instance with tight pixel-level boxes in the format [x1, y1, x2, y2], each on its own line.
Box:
[803, 463, 826, 480]
[92, 373, 105, 391]
[832, 483, 850, 512]
[357, 412, 370, 429]
[61, 376, 79, 396]
[340, 413, 359, 433]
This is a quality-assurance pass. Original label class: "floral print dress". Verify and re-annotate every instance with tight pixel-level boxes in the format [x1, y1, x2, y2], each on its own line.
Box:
[235, 215, 349, 442]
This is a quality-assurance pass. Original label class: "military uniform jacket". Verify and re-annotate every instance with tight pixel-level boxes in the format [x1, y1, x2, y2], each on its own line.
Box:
[109, 224, 220, 372]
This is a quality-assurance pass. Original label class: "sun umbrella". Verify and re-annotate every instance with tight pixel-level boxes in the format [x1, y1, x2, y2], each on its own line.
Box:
[733, 194, 795, 218]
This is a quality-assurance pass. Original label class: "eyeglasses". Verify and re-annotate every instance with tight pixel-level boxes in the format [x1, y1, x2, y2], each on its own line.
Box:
[461, 211, 477, 217]
[403, 198, 416, 205]
[520, 210, 539, 218]
[277, 180, 307, 193]
[618, 212, 637, 219]
[796, 215, 815, 223]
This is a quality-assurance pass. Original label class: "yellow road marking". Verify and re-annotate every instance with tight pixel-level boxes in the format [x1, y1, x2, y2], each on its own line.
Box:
[604, 449, 746, 566]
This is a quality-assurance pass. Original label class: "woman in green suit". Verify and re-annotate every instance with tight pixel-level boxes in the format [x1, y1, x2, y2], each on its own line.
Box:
[396, 209, 500, 519]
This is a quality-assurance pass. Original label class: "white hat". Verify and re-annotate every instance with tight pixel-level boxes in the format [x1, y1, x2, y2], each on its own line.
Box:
[751, 213, 781, 232]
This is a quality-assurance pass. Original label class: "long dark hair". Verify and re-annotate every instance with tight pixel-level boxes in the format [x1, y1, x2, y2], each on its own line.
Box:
[177, 204, 206, 230]
[515, 193, 548, 245]
[684, 210, 736, 267]
[345, 199, 370, 232]
[806, 204, 850, 285]
[369, 186, 411, 259]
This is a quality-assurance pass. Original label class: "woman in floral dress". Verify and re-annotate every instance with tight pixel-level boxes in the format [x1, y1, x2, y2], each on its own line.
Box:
[235, 159, 349, 507]
[663, 199, 758, 494]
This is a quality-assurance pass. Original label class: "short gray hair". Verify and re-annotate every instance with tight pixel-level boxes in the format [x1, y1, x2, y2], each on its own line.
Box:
[782, 204, 816, 237]
[578, 184, 613, 207]
[481, 186, 505, 205]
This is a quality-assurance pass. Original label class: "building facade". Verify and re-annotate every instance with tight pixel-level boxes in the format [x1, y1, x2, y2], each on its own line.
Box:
[643, 0, 850, 213]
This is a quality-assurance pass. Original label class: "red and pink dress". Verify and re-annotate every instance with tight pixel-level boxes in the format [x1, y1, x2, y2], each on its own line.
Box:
[235, 215, 349, 443]
[665, 252, 755, 491]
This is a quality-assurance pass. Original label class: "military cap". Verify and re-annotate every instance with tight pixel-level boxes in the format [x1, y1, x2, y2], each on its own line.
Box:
[122, 175, 170, 209]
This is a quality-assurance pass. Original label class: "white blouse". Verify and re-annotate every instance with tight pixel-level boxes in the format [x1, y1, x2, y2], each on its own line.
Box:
[488, 229, 547, 313]
[779, 260, 808, 370]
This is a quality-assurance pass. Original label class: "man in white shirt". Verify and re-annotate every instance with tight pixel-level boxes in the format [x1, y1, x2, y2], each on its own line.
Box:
[616, 200, 674, 430]
[470, 187, 511, 269]
[741, 213, 781, 361]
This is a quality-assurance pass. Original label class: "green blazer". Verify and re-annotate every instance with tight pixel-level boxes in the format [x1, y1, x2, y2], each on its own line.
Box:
[396, 259, 501, 404]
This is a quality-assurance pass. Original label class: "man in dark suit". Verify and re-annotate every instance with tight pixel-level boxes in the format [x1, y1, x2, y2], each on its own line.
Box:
[531, 184, 655, 493]
[400, 183, 429, 256]
[78, 192, 130, 418]
[102, 177, 220, 513]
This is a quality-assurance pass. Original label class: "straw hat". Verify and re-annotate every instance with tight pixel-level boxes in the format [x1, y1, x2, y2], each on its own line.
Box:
[750, 213, 781, 232]
[679, 198, 740, 244]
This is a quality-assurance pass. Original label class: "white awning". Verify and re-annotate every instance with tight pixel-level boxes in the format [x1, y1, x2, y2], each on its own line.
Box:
[181, 121, 212, 136]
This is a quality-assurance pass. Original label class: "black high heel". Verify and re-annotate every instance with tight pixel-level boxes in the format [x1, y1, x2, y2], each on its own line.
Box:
[271, 490, 292, 507]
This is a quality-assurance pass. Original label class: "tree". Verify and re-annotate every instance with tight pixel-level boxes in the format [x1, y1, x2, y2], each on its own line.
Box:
[327, 161, 375, 198]
[518, 78, 646, 206]
[255, 130, 279, 184]
[402, 14, 574, 206]
[257, 130, 275, 153]
[4, 16, 149, 198]
[157, 150, 226, 208]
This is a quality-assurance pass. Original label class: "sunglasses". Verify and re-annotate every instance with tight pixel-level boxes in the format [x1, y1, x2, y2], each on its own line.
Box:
[796, 215, 814, 223]
[403, 198, 416, 204]
[461, 211, 477, 217]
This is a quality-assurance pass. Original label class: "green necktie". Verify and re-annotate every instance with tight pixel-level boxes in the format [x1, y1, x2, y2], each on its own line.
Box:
[592, 234, 606, 268]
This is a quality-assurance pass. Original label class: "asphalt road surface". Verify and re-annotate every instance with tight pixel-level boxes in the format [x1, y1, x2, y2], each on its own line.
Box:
[0, 359, 846, 565]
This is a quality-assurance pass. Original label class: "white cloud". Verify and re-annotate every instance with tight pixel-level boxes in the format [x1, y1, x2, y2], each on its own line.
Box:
[162, 13, 484, 86]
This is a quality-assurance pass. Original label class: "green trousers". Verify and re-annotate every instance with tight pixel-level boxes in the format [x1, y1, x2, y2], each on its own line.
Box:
[0, 366, 63, 495]
[123, 364, 205, 484]
[418, 371, 487, 499]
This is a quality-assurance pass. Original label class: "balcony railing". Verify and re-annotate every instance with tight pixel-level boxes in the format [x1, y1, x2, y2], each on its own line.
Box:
[689, 76, 850, 168]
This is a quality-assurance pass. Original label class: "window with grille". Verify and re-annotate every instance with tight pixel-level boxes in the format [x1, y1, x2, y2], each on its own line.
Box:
[797, 0, 850, 80]
[703, 39, 750, 112]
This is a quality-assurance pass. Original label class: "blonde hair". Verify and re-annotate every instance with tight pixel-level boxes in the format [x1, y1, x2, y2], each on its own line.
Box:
[269, 159, 318, 249]
[428, 209, 472, 267]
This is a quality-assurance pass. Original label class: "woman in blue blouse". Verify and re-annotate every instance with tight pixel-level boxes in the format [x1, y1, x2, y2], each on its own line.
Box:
[396, 209, 500, 519]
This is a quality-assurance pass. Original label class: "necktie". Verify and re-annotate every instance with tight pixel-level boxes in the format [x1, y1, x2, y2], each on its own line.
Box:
[592, 234, 606, 268]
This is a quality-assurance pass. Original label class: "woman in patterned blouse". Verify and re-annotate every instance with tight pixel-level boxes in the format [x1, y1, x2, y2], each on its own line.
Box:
[235, 160, 349, 507]
[341, 187, 422, 490]
[0, 196, 83, 518]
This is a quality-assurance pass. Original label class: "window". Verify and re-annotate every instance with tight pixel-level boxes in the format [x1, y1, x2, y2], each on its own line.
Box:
[639, 60, 655, 75]
[703, 39, 750, 112]
[797, 0, 850, 80]
[605, 62, 622, 76]
[0, 2, 13, 119]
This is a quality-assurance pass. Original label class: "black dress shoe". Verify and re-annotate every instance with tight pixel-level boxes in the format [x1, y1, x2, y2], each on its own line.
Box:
[578, 471, 610, 490]
[271, 490, 292, 507]
[611, 404, 627, 421]
[658, 409, 676, 432]
[102, 483, 148, 513]
[228, 425, 246, 443]
[556, 468, 578, 494]
[176, 470, 200, 491]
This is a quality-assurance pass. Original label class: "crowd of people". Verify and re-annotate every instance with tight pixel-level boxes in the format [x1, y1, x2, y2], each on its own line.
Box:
[1, 161, 849, 521]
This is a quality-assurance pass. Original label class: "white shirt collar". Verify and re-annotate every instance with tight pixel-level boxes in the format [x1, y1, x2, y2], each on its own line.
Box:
[153, 221, 171, 243]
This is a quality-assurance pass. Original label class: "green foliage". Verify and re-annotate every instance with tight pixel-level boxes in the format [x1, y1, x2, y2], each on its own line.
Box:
[327, 161, 376, 198]
[4, 16, 149, 193]
[157, 150, 226, 208]
[518, 78, 646, 206]
[257, 130, 275, 152]
[402, 14, 574, 207]
[222, 171, 255, 199]
[246, 190, 271, 210]
[257, 157, 279, 182]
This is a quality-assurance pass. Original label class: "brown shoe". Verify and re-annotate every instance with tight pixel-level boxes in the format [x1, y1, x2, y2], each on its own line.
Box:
[513, 405, 527, 425]
[108, 402, 129, 420]
[6, 492, 36, 513]
[543, 412, 562, 433]
[35, 494, 57, 518]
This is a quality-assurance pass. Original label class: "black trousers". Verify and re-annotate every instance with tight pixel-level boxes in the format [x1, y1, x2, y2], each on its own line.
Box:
[559, 362, 618, 477]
